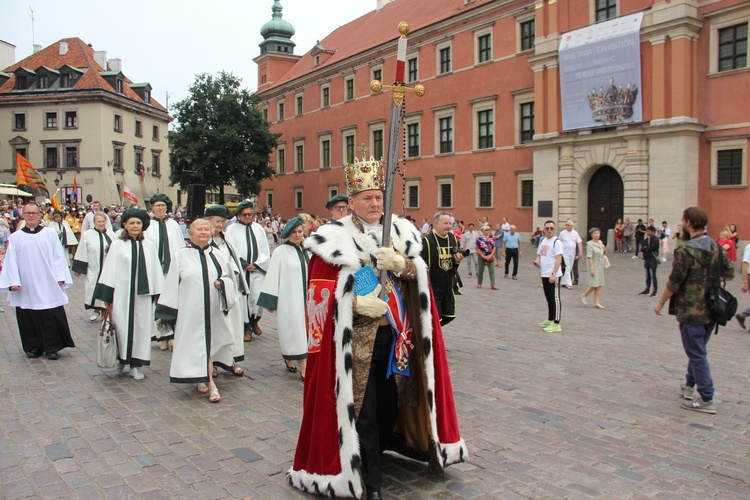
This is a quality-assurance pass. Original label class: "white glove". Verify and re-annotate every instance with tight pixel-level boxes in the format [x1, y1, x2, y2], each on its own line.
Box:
[375, 247, 405, 272]
[355, 284, 389, 318]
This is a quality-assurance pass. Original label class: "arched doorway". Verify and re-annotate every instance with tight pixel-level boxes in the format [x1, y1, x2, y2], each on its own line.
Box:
[587, 165, 623, 245]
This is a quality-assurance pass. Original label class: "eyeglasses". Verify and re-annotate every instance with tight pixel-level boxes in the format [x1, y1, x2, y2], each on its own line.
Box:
[238, 213, 253, 217]
[332, 205, 348, 211]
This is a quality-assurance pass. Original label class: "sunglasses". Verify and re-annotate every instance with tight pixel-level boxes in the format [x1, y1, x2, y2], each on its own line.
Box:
[544, 227, 555, 230]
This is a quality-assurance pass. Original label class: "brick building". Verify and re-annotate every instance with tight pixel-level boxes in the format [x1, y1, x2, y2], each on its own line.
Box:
[254, 0, 748, 238]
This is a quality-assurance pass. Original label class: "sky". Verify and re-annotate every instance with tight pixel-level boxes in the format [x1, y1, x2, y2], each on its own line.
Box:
[1, 0, 376, 113]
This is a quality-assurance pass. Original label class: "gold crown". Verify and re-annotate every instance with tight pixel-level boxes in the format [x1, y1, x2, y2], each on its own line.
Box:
[344, 156, 385, 196]
[588, 78, 638, 125]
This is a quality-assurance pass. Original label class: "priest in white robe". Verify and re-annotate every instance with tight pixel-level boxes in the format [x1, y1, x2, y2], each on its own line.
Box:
[257, 217, 309, 378]
[225, 201, 270, 341]
[72, 212, 117, 322]
[143, 194, 184, 349]
[155, 219, 236, 403]
[206, 205, 249, 373]
[0, 202, 75, 359]
[94, 209, 164, 380]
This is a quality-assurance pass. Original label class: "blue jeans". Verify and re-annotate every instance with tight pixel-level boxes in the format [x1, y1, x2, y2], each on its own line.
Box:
[680, 322, 715, 401]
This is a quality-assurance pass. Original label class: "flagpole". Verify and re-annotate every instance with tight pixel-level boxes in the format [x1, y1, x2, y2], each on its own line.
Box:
[370, 22, 425, 299]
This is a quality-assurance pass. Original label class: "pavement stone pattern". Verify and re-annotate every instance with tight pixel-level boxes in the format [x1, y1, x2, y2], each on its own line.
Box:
[1, 249, 749, 499]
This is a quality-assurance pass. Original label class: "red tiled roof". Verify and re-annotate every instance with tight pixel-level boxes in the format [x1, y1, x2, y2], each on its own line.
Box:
[261, 0, 494, 92]
[0, 37, 166, 111]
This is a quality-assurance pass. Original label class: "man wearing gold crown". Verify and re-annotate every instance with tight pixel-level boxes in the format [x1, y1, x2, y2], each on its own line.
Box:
[288, 157, 466, 499]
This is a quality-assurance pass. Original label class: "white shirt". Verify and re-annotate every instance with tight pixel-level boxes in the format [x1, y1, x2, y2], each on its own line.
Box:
[537, 237, 564, 278]
[421, 223, 430, 236]
[743, 243, 750, 266]
[501, 222, 511, 232]
[558, 229, 582, 256]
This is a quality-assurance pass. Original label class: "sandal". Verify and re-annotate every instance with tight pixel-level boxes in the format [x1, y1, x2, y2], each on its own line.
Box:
[196, 383, 209, 394]
[208, 387, 221, 403]
[231, 365, 244, 377]
[284, 360, 298, 373]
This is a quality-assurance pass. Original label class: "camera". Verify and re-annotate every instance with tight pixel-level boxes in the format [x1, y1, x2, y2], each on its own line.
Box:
[449, 247, 471, 257]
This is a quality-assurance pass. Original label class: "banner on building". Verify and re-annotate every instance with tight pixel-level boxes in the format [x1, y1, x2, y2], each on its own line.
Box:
[559, 12, 643, 131]
[15, 153, 50, 197]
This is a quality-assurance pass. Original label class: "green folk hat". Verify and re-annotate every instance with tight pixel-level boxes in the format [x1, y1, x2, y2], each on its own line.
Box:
[325, 193, 349, 209]
[204, 205, 232, 219]
[280, 216, 303, 239]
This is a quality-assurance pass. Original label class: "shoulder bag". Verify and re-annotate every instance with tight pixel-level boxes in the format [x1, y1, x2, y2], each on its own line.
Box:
[97, 306, 118, 368]
[707, 241, 738, 333]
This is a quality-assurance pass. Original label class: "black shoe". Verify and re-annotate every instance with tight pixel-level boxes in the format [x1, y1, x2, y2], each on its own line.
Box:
[367, 491, 382, 500]
[736, 314, 747, 330]
[650, 291, 657, 297]
[639, 289, 649, 295]
[455, 289, 463, 296]
[25, 350, 42, 358]
[45, 351, 59, 360]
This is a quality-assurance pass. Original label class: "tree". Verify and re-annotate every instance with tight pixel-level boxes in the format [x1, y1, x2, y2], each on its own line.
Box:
[168, 72, 279, 204]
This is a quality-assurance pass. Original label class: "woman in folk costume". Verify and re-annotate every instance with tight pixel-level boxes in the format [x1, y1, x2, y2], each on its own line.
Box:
[155, 219, 237, 403]
[257, 217, 309, 379]
[206, 205, 249, 376]
[48, 210, 78, 266]
[289, 157, 466, 499]
[143, 193, 185, 350]
[225, 201, 271, 342]
[72, 212, 117, 322]
[94, 209, 164, 380]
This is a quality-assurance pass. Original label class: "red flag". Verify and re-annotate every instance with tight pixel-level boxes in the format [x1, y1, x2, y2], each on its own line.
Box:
[122, 185, 139, 205]
[139, 163, 145, 180]
[15, 153, 49, 197]
[51, 190, 61, 211]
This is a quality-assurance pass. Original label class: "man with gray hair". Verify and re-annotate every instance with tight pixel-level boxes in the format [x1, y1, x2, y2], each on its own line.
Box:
[422, 211, 464, 325]
[559, 219, 583, 289]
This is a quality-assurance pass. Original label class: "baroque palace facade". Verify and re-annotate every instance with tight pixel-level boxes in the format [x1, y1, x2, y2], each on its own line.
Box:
[0, 38, 175, 206]
[256, 0, 748, 236]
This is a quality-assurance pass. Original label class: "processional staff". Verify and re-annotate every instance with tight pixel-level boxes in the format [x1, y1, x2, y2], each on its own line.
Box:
[370, 22, 425, 298]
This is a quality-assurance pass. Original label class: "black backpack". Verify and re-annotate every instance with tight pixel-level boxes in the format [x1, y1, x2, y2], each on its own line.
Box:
[707, 241, 738, 332]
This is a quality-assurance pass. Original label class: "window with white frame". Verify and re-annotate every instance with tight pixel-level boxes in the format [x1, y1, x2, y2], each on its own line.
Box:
[371, 65, 383, 83]
[437, 177, 453, 209]
[343, 132, 356, 164]
[319, 134, 332, 169]
[434, 105, 455, 155]
[407, 55, 419, 82]
[294, 141, 305, 172]
[45, 146, 59, 169]
[475, 175, 494, 208]
[13, 112, 26, 131]
[65, 145, 79, 169]
[370, 125, 384, 160]
[592, 0, 617, 23]
[710, 138, 747, 187]
[328, 185, 339, 199]
[277, 145, 286, 174]
[407, 123, 420, 157]
[437, 41, 452, 74]
[45, 111, 58, 129]
[295, 188, 303, 210]
[707, 5, 749, 74]
[152, 150, 162, 176]
[266, 190, 273, 210]
[405, 179, 420, 209]
[321, 85, 330, 108]
[114, 114, 122, 132]
[471, 97, 496, 150]
[64, 110, 78, 129]
[345, 76, 355, 101]
[513, 88, 535, 144]
[112, 142, 124, 171]
[517, 171, 534, 208]
[475, 28, 493, 65]
[517, 14, 536, 53]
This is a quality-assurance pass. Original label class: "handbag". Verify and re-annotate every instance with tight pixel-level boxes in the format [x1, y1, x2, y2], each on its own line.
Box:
[707, 241, 737, 332]
[97, 306, 118, 369]
[603, 255, 611, 269]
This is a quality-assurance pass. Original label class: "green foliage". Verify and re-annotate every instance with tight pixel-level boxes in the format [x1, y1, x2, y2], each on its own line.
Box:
[168, 72, 279, 201]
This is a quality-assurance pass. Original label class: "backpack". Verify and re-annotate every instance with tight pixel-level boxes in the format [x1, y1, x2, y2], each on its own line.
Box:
[707, 241, 737, 332]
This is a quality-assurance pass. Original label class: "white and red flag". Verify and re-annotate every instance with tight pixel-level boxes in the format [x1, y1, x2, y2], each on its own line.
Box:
[122, 185, 138, 205]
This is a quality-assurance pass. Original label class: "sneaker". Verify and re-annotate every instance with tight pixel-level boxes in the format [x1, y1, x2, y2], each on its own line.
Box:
[680, 384, 694, 400]
[130, 367, 145, 380]
[632, 255, 638, 259]
[639, 289, 650, 295]
[650, 291, 658, 297]
[543, 323, 562, 333]
[89, 311, 100, 322]
[512, 276, 517, 280]
[736, 314, 747, 330]
[681, 398, 716, 414]
[538, 319, 553, 328]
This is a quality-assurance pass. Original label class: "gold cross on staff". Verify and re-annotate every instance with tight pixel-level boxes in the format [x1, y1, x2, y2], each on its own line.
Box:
[358, 144, 369, 157]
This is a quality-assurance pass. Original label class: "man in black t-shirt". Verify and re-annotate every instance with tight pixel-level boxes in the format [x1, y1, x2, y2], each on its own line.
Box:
[633, 218, 647, 258]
